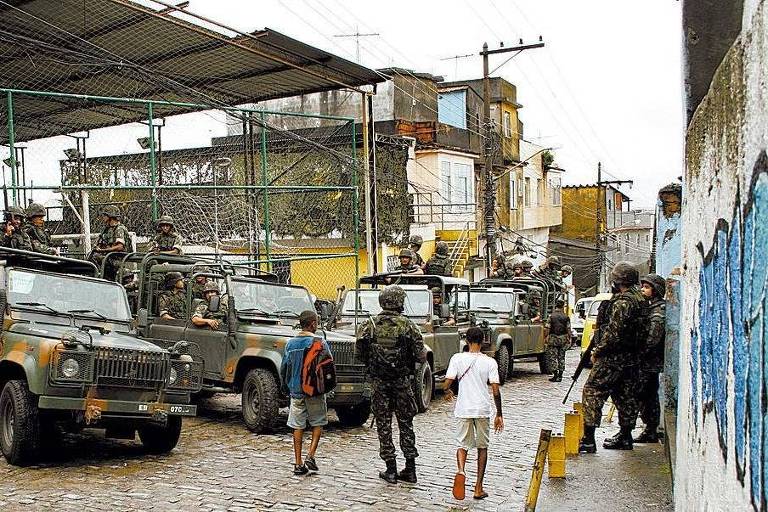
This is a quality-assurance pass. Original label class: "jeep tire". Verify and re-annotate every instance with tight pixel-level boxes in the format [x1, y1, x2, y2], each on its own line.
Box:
[138, 416, 182, 454]
[336, 401, 371, 427]
[413, 362, 433, 413]
[241, 368, 279, 433]
[0, 380, 41, 466]
[495, 344, 510, 385]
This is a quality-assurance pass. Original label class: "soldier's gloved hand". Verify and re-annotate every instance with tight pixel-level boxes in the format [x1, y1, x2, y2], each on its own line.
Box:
[208, 319, 220, 330]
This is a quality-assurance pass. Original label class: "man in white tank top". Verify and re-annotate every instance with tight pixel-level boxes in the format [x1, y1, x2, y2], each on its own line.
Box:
[444, 327, 504, 500]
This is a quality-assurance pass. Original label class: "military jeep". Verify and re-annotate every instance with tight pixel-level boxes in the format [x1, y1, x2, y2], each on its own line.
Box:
[130, 255, 371, 433]
[332, 274, 471, 412]
[0, 248, 202, 466]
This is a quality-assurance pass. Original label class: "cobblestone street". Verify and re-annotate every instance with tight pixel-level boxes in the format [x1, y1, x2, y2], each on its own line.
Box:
[0, 350, 671, 511]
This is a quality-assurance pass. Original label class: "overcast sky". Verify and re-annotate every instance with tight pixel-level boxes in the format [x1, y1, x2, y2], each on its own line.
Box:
[190, 0, 685, 208]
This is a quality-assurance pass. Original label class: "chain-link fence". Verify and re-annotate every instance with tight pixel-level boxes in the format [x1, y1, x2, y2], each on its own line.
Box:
[0, 88, 378, 299]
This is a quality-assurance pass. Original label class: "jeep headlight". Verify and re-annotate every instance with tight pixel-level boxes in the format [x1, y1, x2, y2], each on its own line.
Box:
[61, 358, 80, 378]
[168, 368, 178, 386]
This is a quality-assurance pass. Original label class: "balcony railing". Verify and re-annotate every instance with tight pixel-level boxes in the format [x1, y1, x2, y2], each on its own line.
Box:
[409, 192, 478, 231]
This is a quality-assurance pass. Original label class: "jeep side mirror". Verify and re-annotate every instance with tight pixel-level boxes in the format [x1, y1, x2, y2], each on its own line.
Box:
[440, 304, 450, 318]
[519, 303, 529, 316]
[208, 295, 221, 313]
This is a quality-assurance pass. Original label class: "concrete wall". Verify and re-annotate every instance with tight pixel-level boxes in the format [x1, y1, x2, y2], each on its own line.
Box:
[677, 1, 768, 509]
[554, 186, 599, 241]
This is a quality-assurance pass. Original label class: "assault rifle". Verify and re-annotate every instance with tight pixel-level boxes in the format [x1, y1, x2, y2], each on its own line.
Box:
[562, 332, 598, 404]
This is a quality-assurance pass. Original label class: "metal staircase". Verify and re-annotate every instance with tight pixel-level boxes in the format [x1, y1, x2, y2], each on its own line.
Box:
[444, 222, 472, 277]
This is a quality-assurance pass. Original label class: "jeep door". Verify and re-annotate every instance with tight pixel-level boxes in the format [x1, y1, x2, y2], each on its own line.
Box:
[432, 323, 460, 374]
[182, 322, 229, 379]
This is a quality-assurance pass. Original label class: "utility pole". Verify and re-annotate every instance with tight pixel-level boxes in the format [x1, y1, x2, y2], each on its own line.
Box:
[595, 161, 633, 290]
[334, 27, 379, 63]
[481, 40, 544, 272]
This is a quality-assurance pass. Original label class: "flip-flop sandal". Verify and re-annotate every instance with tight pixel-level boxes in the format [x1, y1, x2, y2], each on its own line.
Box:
[473, 492, 489, 500]
[452, 472, 466, 500]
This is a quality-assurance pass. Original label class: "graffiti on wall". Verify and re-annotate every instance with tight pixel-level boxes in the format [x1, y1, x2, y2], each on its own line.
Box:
[692, 151, 768, 511]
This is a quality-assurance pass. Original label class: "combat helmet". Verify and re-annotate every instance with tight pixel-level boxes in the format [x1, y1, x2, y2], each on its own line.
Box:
[409, 234, 423, 247]
[561, 264, 573, 276]
[164, 271, 184, 289]
[156, 215, 174, 229]
[379, 285, 406, 312]
[5, 206, 25, 219]
[547, 255, 561, 270]
[435, 241, 449, 256]
[521, 259, 534, 270]
[202, 281, 220, 295]
[100, 205, 121, 219]
[641, 274, 666, 299]
[26, 203, 46, 219]
[399, 248, 414, 260]
[610, 261, 639, 286]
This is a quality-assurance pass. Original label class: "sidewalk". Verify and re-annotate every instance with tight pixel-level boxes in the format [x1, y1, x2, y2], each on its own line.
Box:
[536, 350, 674, 511]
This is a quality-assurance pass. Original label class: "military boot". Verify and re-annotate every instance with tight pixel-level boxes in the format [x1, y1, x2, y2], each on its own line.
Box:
[548, 374, 559, 382]
[579, 426, 597, 454]
[553, 372, 563, 382]
[379, 460, 398, 484]
[603, 427, 634, 450]
[398, 458, 417, 483]
[633, 428, 660, 443]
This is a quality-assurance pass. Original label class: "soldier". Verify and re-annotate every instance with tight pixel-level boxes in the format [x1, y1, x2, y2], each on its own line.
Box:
[408, 235, 425, 269]
[560, 264, 573, 280]
[527, 289, 542, 323]
[191, 271, 209, 300]
[2, 206, 32, 251]
[191, 281, 227, 330]
[356, 285, 426, 484]
[545, 299, 571, 381]
[424, 241, 453, 277]
[579, 261, 645, 453]
[24, 203, 57, 255]
[150, 215, 184, 255]
[91, 205, 132, 281]
[394, 248, 423, 275]
[510, 261, 524, 278]
[158, 271, 187, 321]
[633, 274, 666, 443]
[521, 259, 534, 277]
[489, 254, 506, 278]
[431, 286, 455, 326]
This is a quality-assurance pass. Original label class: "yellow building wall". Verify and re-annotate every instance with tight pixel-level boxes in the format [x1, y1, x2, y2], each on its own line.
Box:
[553, 186, 602, 241]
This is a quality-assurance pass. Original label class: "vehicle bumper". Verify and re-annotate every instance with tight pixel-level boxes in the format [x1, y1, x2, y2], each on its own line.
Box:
[37, 396, 197, 417]
[327, 381, 371, 405]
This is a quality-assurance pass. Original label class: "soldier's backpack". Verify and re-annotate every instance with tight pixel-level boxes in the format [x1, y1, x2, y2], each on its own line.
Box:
[368, 317, 412, 380]
[613, 292, 649, 354]
[301, 337, 337, 397]
[425, 255, 451, 276]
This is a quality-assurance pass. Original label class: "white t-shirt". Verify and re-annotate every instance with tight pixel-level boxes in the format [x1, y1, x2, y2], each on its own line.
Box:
[446, 352, 500, 419]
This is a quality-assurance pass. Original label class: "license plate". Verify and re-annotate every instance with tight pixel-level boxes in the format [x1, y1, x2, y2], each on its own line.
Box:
[167, 405, 194, 415]
[339, 384, 356, 392]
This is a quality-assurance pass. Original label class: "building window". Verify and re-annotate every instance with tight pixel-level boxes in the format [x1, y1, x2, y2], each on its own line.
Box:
[524, 177, 531, 207]
[608, 199, 613, 211]
[646, 233, 650, 243]
[503, 111, 513, 138]
[510, 174, 517, 209]
[440, 159, 473, 212]
[625, 233, 630, 254]
[440, 160, 451, 203]
[551, 177, 562, 206]
[537, 178, 543, 206]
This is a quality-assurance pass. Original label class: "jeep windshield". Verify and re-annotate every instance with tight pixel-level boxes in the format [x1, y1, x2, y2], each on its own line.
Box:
[230, 279, 313, 321]
[340, 289, 431, 319]
[469, 291, 516, 315]
[7, 269, 131, 322]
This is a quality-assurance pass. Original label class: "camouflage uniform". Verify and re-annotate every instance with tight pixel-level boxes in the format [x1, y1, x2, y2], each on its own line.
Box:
[151, 215, 184, 254]
[545, 308, 571, 378]
[581, 287, 645, 429]
[356, 287, 425, 470]
[191, 279, 208, 300]
[158, 290, 187, 319]
[409, 235, 425, 268]
[91, 207, 132, 280]
[635, 295, 666, 434]
[2, 206, 32, 251]
[424, 242, 452, 276]
[25, 224, 56, 254]
[192, 295, 228, 322]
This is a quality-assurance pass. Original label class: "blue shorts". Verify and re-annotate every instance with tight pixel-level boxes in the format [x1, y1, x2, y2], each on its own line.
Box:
[287, 395, 328, 429]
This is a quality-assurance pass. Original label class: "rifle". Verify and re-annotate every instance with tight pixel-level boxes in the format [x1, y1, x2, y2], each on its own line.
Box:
[562, 330, 599, 405]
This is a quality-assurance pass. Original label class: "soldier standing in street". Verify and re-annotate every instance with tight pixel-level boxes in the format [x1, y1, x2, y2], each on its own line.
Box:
[2, 206, 32, 251]
[150, 215, 184, 255]
[158, 271, 187, 321]
[356, 285, 426, 484]
[24, 203, 57, 255]
[579, 261, 645, 453]
[545, 299, 571, 382]
[633, 274, 666, 443]
[394, 249, 423, 275]
[91, 205, 132, 280]
[424, 241, 453, 277]
[408, 235, 425, 269]
[191, 281, 227, 330]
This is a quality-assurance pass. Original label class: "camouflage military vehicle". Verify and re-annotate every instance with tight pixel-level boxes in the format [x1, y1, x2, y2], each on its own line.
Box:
[129, 255, 371, 433]
[0, 248, 202, 465]
[332, 274, 471, 412]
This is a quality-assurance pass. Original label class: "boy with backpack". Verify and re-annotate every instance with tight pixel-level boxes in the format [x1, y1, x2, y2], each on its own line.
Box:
[444, 327, 504, 500]
[280, 310, 335, 475]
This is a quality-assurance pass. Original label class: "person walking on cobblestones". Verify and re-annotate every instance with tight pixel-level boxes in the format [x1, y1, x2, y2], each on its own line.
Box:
[281, 310, 329, 476]
[2, 206, 32, 251]
[356, 285, 426, 484]
[579, 261, 645, 454]
[633, 274, 667, 443]
[545, 299, 571, 382]
[444, 327, 504, 501]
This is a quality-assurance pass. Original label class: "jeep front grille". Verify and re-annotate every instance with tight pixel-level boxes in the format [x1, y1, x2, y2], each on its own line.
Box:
[327, 340, 362, 367]
[94, 348, 169, 389]
[169, 359, 203, 391]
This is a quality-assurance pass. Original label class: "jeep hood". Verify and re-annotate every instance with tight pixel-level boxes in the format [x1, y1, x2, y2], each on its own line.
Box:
[8, 322, 167, 353]
[237, 324, 356, 344]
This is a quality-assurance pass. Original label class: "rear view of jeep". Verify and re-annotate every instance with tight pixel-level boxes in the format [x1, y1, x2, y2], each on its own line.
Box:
[0, 251, 202, 466]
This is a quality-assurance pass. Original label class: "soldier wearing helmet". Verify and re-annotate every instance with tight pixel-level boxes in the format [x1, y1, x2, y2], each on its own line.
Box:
[408, 234, 425, 269]
[192, 281, 227, 330]
[355, 285, 426, 484]
[430, 286, 455, 325]
[158, 271, 187, 320]
[150, 215, 184, 255]
[424, 241, 453, 277]
[24, 203, 58, 255]
[395, 248, 423, 275]
[2, 205, 32, 251]
[509, 258, 525, 278]
[520, 259, 534, 276]
[560, 264, 573, 279]
[91, 205, 133, 280]
[632, 274, 667, 443]
[579, 261, 645, 454]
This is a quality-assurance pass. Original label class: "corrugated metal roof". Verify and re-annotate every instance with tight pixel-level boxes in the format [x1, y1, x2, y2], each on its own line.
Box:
[0, 0, 384, 143]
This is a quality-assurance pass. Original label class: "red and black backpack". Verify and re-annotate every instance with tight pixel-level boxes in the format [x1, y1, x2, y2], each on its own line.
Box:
[301, 337, 337, 397]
